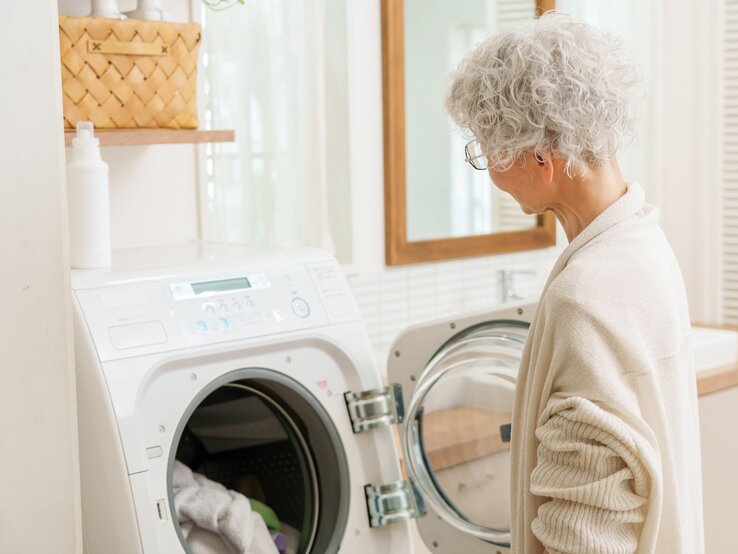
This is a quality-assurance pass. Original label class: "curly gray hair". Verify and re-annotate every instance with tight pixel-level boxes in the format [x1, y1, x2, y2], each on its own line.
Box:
[445, 12, 639, 174]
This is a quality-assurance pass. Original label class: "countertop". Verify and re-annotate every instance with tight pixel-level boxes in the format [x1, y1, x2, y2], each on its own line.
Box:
[693, 323, 738, 396]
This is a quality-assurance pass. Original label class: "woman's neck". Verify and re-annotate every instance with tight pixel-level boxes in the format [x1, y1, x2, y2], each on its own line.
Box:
[550, 158, 628, 242]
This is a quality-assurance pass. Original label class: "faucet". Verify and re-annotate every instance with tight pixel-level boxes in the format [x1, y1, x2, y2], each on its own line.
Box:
[499, 269, 539, 303]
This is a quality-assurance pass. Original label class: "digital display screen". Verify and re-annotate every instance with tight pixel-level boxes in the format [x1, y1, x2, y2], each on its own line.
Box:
[191, 277, 252, 295]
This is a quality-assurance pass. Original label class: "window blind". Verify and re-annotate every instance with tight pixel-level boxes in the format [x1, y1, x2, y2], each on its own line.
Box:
[495, 0, 539, 232]
[723, 0, 738, 322]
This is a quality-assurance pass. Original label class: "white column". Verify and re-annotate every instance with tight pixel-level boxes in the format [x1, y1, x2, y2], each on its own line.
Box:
[0, 2, 81, 552]
[344, 0, 387, 272]
[657, 0, 722, 322]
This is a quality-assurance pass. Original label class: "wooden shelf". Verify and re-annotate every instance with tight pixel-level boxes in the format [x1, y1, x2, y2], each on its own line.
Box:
[64, 129, 235, 147]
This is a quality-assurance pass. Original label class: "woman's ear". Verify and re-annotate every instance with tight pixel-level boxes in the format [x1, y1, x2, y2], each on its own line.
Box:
[533, 150, 555, 184]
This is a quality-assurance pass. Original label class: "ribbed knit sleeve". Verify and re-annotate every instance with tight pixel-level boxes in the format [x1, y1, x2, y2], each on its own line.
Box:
[530, 396, 650, 554]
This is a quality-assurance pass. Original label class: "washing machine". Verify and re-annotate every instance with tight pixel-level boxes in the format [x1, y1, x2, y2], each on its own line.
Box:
[72, 242, 533, 554]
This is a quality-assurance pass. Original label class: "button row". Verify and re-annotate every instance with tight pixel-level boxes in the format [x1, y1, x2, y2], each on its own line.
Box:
[194, 298, 311, 332]
[196, 318, 230, 331]
[192, 313, 266, 333]
[202, 300, 256, 314]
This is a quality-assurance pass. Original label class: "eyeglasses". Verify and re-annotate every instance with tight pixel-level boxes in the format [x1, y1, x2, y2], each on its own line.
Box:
[464, 139, 489, 171]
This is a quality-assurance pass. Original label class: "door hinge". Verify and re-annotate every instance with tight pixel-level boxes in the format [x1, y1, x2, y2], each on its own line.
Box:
[365, 479, 426, 528]
[344, 384, 404, 433]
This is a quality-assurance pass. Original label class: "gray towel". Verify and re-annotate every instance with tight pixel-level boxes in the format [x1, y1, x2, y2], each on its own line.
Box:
[173, 461, 279, 554]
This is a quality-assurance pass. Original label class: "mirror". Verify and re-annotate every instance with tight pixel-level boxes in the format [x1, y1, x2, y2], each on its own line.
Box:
[382, 0, 557, 265]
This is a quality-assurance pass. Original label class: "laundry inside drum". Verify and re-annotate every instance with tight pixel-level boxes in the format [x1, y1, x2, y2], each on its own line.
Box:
[171, 375, 348, 554]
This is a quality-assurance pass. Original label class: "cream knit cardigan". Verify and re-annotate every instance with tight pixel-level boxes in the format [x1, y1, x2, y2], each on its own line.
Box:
[510, 184, 704, 554]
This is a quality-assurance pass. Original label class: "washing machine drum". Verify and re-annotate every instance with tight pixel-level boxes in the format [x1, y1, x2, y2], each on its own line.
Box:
[169, 369, 349, 554]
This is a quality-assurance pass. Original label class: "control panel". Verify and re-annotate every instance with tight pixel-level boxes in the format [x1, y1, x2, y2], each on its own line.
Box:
[168, 264, 327, 347]
[74, 259, 358, 362]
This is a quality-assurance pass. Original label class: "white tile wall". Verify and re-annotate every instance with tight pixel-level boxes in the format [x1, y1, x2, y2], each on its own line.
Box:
[347, 247, 563, 370]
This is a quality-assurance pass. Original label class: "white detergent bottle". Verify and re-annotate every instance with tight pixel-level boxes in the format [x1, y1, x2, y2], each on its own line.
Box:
[125, 0, 168, 21]
[66, 122, 112, 269]
[90, 0, 126, 19]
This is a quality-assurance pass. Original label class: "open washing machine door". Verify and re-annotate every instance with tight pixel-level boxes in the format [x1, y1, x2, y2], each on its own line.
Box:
[346, 301, 534, 554]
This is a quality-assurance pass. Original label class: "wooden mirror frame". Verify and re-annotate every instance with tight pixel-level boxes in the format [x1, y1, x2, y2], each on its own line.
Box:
[382, 0, 557, 266]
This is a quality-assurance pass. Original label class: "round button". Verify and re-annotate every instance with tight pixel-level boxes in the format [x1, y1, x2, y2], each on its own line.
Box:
[202, 303, 216, 315]
[231, 302, 242, 311]
[291, 297, 311, 318]
[218, 303, 228, 312]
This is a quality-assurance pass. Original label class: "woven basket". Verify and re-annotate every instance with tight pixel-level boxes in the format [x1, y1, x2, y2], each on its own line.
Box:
[59, 16, 201, 129]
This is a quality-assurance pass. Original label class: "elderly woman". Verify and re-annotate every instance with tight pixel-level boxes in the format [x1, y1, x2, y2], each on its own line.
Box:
[445, 12, 703, 554]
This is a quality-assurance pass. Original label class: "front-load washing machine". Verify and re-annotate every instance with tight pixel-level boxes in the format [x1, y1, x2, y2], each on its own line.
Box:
[72, 243, 533, 554]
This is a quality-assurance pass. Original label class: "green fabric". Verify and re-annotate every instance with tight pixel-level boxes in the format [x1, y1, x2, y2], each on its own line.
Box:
[249, 499, 281, 534]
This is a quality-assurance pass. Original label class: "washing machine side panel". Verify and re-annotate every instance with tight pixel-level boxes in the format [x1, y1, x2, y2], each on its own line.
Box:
[74, 300, 144, 554]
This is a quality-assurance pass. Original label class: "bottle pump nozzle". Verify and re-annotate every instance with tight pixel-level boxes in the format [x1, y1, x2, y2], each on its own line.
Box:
[70, 122, 101, 161]
[73, 121, 98, 145]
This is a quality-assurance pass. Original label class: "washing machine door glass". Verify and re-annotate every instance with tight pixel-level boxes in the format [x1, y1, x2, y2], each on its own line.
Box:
[401, 320, 528, 547]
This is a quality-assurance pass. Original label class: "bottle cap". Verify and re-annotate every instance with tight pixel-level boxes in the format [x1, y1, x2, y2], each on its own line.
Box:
[72, 121, 100, 148]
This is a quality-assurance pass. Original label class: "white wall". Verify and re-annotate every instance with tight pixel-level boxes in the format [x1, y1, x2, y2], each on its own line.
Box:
[0, 2, 81, 552]
[103, 145, 200, 245]
[325, 0, 353, 263]
[344, 0, 387, 273]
